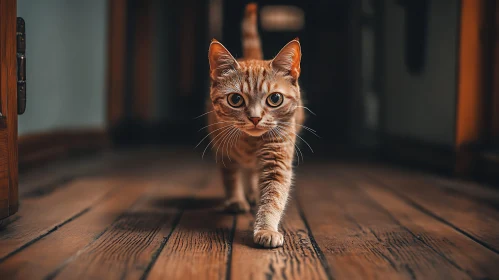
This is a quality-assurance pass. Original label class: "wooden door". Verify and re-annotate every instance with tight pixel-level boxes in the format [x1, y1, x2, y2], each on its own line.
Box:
[491, 0, 499, 143]
[0, 0, 18, 220]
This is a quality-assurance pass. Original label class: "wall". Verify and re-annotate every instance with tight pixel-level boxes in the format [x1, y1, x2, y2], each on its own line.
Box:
[17, 0, 108, 135]
[383, 1, 459, 146]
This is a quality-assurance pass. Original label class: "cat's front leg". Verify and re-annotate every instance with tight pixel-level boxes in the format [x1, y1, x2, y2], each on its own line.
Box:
[254, 151, 293, 248]
[243, 168, 259, 206]
[221, 164, 250, 213]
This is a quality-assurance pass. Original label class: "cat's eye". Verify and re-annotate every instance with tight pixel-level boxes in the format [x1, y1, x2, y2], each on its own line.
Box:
[227, 93, 244, 108]
[267, 92, 284, 107]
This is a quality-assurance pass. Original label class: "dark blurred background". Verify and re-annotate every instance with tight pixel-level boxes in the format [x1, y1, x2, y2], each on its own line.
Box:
[16, 0, 499, 182]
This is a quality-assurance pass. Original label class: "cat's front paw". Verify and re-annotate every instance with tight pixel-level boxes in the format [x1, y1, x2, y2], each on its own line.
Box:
[224, 198, 250, 213]
[254, 229, 284, 248]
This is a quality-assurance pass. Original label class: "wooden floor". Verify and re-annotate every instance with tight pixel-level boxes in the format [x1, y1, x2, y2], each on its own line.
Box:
[1, 148, 499, 280]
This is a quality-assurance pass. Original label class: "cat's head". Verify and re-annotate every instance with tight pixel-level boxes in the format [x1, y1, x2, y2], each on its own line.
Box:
[208, 39, 302, 137]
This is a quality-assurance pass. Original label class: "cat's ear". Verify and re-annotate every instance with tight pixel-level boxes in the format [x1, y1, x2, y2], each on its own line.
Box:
[271, 39, 301, 80]
[208, 39, 240, 81]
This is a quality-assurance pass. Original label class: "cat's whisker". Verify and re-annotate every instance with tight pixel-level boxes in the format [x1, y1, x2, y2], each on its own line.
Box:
[222, 127, 237, 162]
[212, 126, 234, 151]
[278, 122, 321, 138]
[198, 121, 233, 132]
[231, 130, 241, 150]
[207, 127, 232, 162]
[280, 124, 319, 138]
[193, 110, 214, 119]
[277, 126, 305, 164]
[283, 126, 314, 153]
[269, 129, 277, 144]
[220, 128, 237, 168]
[215, 129, 228, 163]
[213, 126, 235, 161]
[230, 129, 241, 159]
[278, 121, 317, 133]
[295, 106, 317, 116]
[266, 129, 274, 143]
[262, 130, 274, 143]
[271, 128, 282, 144]
[271, 129, 285, 156]
[231, 129, 240, 148]
[227, 129, 236, 150]
[217, 127, 235, 164]
[195, 124, 234, 149]
[275, 127, 302, 164]
[225, 131, 235, 162]
[284, 128, 303, 164]
[202, 125, 233, 159]
[271, 129, 280, 145]
[219, 127, 237, 162]
[228, 128, 241, 160]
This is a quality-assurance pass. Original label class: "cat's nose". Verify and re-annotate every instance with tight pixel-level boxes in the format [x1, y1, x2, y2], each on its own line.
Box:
[249, 117, 262, 125]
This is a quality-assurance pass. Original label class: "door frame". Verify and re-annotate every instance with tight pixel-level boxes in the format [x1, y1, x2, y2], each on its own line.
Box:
[0, 0, 19, 219]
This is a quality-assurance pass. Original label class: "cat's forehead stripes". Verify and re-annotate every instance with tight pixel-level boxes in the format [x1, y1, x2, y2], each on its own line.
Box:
[237, 61, 274, 95]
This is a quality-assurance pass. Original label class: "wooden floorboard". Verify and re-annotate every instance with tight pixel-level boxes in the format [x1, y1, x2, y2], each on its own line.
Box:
[52, 192, 177, 280]
[361, 182, 499, 279]
[368, 165, 499, 210]
[0, 178, 146, 279]
[0, 177, 117, 261]
[296, 171, 407, 279]
[0, 149, 498, 279]
[297, 167, 475, 279]
[52, 162, 211, 280]
[146, 171, 234, 280]
[18, 149, 156, 198]
[359, 165, 499, 253]
[430, 177, 499, 210]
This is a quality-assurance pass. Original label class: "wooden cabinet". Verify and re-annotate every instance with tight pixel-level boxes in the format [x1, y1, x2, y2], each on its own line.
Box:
[0, 0, 18, 220]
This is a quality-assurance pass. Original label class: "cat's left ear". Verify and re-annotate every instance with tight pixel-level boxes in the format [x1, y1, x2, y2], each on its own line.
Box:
[208, 39, 240, 81]
[271, 38, 301, 80]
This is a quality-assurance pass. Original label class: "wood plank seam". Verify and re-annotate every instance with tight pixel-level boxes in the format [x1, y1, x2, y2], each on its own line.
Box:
[426, 178, 499, 212]
[296, 198, 335, 280]
[380, 165, 499, 211]
[138, 211, 184, 280]
[295, 173, 414, 279]
[355, 182, 472, 277]
[340, 211, 399, 271]
[48, 167, 214, 279]
[332, 170, 471, 278]
[42, 195, 179, 280]
[18, 150, 161, 198]
[144, 173, 235, 279]
[0, 208, 91, 263]
[0, 186, 119, 263]
[224, 215, 237, 280]
[361, 171, 499, 255]
[359, 181, 499, 279]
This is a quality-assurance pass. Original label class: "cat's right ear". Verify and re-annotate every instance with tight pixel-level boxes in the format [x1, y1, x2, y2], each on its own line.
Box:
[208, 39, 240, 81]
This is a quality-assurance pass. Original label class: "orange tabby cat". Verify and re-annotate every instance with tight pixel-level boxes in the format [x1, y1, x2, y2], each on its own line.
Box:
[205, 3, 304, 248]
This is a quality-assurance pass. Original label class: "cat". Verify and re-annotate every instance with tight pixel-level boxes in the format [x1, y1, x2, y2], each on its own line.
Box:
[205, 3, 305, 248]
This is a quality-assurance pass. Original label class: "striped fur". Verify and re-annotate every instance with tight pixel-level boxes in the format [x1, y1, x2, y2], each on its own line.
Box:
[206, 3, 304, 248]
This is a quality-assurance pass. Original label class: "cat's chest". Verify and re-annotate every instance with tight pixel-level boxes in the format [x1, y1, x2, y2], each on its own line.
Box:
[230, 137, 260, 167]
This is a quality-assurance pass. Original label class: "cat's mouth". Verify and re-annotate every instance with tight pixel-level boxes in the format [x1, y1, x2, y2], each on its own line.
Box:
[243, 126, 268, 137]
